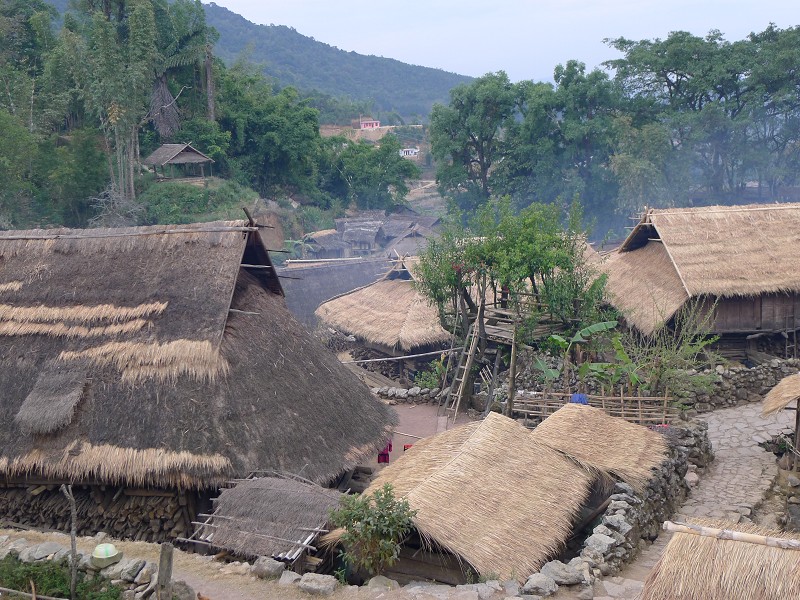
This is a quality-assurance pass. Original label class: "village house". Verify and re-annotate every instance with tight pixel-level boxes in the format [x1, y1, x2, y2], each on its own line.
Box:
[142, 142, 214, 182]
[0, 221, 395, 541]
[603, 203, 800, 359]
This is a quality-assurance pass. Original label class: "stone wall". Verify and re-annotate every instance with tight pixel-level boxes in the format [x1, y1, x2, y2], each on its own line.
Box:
[520, 420, 713, 598]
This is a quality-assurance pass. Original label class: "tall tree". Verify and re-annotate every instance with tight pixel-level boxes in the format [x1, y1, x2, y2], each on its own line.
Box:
[429, 71, 517, 212]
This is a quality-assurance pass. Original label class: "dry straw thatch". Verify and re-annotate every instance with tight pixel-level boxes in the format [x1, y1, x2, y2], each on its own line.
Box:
[0, 221, 395, 489]
[315, 258, 449, 352]
[641, 518, 800, 600]
[202, 477, 342, 559]
[603, 203, 800, 335]
[531, 404, 669, 492]
[365, 412, 593, 581]
[762, 373, 800, 417]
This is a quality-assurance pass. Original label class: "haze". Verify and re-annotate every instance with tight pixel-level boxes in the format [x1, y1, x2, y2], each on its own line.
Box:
[207, 0, 799, 82]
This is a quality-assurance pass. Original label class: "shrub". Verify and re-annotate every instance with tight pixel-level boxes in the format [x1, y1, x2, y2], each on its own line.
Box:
[329, 483, 416, 576]
[0, 555, 122, 600]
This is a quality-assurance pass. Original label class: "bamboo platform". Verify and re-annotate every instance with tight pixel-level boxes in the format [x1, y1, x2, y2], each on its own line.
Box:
[514, 390, 679, 426]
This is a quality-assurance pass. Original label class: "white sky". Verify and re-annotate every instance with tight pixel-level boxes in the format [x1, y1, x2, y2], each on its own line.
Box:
[207, 1, 800, 82]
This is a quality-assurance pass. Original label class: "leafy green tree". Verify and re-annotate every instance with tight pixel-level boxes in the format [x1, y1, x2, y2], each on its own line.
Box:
[329, 484, 416, 577]
[429, 71, 517, 211]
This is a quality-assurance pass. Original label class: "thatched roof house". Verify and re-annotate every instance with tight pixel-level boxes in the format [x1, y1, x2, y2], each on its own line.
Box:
[603, 204, 800, 346]
[142, 143, 213, 167]
[0, 221, 394, 491]
[357, 407, 668, 582]
[367, 412, 593, 582]
[196, 476, 342, 565]
[641, 519, 800, 600]
[315, 257, 449, 355]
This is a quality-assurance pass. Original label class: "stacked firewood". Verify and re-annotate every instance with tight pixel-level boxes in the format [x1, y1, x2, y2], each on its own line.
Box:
[0, 484, 195, 542]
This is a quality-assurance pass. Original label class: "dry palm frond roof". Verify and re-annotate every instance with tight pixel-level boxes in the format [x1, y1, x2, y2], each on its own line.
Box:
[315, 258, 449, 351]
[365, 412, 593, 581]
[603, 203, 800, 334]
[201, 477, 342, 560]
[0, 222, 395, 488]
[762, 373, 800, 416]
[641, 518, 800, 600]
[531, 404, 669, 492]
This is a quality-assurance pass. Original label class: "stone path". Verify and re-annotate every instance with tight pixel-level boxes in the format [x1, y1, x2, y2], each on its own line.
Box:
[594, 402, 794, 599]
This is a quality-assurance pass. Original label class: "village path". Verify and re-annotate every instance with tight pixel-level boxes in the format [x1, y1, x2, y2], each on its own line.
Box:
[592, 402, 794, 600]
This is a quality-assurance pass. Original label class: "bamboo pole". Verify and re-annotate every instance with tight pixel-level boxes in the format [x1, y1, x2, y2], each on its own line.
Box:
[505, 328, 518, 418]
[664, 521, 800, 550]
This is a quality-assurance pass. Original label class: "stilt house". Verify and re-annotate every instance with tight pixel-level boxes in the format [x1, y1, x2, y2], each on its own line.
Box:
[604, 203, 800, 359]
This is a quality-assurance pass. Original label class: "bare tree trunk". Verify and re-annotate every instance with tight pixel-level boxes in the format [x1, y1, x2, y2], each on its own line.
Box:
[60, 484, 78, 600]
[205, 46, 215, 121]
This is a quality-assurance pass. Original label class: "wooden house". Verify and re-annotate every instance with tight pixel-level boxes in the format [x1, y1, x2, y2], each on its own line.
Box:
[0, 221, 395, 541]
[142, 143, 214, 181]
[303, 229, 351, 259]
[604, 204, 800, 358]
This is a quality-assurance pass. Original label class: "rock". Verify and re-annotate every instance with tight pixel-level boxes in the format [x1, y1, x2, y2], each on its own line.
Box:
[134, 574, 157, 600]
[251, 556, 285, 579]
[541, 560, 584, 585]
[788, 474, 800, 487]
[298, 573, 338, 596]
[0, 535, 8, 546]
[603, 514, 633, 536]
[367, 575, 400, 590]
[171, 580, 196, 600]
[430, 387, 440, 396]
[522, 573, 558, 596]
[134, 563, 154, 585]
[502, 579, 520, 596]
[576, 586, 594, 599]
[100, 558, 129, 580]
[278, 571, 302, 586]
[408, 386, 421, 397]
[397, 389, 409, 399]
[121, 559, 146, 582]
[685, 472, 700, 487]
[121, 591, 136, 600]
[584, 533, 616, 555]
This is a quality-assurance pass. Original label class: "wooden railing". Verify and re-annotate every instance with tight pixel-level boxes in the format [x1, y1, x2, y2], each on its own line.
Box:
[513, 390, 679, 426]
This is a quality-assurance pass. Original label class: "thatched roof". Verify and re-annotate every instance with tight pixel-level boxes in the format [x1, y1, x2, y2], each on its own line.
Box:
[365, 412, 593, 581]
[603, 203, 800, 334]
[530, 404, 669, 492]
[641, 519, 800, 600]
[142, 143, 213, 166]
[762, 373, 800, 417]
[314, 258, 449, 352]
[199, 476, 342, 560]
[341, 220, 383, 244]
[0, 222, 395, 489]
[305, 229, 348, 252]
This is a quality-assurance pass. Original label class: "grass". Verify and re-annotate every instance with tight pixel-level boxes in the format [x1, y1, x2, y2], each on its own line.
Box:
[0, 555, 122, 600]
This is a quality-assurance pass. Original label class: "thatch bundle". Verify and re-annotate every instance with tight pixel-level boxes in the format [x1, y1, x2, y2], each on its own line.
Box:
[315, 258, 449, 352]
[641, 519, 800, 600]
[366, 412, 593, 581]
[762, 373, 800, 417]
[0, 222, 395, 490]
[603, 203, 800, 335]
[531, 403, 669, 492]
[203, 477, 342, 559]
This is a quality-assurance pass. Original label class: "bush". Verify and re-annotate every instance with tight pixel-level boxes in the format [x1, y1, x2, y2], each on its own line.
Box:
[329, 483, 416, 576]
[0, 555, 122, 600]
[413, 358, 444, 389]
[139, 179, 259, 224]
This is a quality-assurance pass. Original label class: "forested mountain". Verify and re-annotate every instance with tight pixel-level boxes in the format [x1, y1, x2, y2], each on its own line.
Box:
[46, 0, 472, 118]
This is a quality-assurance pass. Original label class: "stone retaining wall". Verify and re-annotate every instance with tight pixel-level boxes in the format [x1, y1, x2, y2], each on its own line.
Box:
[520, 420, 713, 598]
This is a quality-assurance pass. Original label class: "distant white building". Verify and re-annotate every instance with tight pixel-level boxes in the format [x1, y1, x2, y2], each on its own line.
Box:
[399, 147, 420, 158]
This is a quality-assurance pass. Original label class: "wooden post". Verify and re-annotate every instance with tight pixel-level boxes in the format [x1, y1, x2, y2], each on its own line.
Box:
[794, 406, 800, 472]
[59, 484, 77, 600]
[505, 328, 518, 418]
[156, 542, 174, 600]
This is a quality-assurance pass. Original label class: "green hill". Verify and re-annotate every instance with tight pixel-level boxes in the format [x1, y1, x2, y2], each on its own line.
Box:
[204, 3, 471, 117]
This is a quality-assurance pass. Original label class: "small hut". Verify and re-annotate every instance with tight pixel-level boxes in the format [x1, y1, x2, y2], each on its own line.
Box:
[763, 373, 800, 469]
[303, 229, 351, 259]
[641, 519, 800, 600]
[315, 257, 449, 377]
[193, 476, 342, 570]
[0, 221, 395, 541]
[343, 408, 668, 583]
[142, 143, 214, 181]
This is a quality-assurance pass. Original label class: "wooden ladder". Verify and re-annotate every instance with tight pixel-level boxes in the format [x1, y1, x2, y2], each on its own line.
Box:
[443, 321, 481, 426]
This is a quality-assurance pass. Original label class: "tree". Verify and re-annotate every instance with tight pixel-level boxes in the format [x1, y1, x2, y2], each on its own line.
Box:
[429, 71, 517, 211]
[329, 484, 416, 577]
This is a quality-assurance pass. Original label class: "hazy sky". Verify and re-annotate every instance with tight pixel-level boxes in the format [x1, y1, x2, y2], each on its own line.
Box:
[208, 1, 799, 82]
